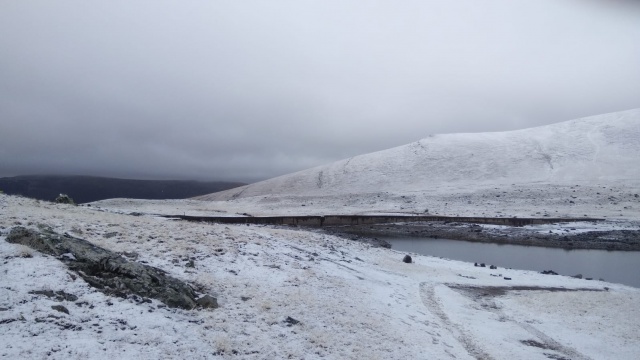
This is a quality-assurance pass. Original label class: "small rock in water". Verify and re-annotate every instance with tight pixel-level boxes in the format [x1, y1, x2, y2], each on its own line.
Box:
[503, 277, 512, 281]
[402, 255, 412, 263]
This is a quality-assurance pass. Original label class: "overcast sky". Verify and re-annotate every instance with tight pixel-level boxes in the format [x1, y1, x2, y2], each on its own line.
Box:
[1, 0, 639, 182]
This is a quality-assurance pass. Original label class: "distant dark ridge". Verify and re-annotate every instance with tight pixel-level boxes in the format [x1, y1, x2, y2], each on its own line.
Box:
[0, 175, 245, 203]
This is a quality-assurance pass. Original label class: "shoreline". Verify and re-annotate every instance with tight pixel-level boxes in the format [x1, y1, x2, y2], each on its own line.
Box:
[324, 221, 640, 251]
[152, 213, 640, 251]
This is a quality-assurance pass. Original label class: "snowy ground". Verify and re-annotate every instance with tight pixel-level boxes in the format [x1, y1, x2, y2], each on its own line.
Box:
[2, 193, 639, 359]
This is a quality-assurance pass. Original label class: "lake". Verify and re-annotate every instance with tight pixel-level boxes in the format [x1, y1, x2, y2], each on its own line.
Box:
[386, 236, 640, 288]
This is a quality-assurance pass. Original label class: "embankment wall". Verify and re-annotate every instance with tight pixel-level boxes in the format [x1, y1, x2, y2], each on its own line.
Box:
[161, 215, 602, 227]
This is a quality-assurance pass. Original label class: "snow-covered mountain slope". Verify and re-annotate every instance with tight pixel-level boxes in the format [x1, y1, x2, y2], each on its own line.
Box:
[199, 109, 640, 201]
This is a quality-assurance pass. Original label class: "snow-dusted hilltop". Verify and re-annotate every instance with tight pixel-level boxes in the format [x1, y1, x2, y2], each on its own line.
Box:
[199, 109, 640, 201]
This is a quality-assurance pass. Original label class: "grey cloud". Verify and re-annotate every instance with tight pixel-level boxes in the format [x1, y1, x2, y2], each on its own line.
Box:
[1, 0, 639, 182]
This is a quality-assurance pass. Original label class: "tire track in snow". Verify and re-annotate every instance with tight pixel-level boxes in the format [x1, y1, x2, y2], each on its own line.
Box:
[419, 282, 494, 360]
[518, 322, 592, 360]
[449, 285, 593, 360]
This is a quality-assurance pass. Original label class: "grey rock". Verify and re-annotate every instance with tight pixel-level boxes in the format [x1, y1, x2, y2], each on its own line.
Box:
[120, 251, 139, 260]
[51, 305, 69, 314]
[196, 294, 219, 309]
[7, 227, 205, 310]
[284, 316, 300, 326]
[29, 290, 78, 302]
[402, 255, 412, 263]
[55, 194, 75, 205]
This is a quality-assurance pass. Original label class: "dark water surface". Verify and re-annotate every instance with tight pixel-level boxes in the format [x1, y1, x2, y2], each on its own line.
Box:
[386, 237, 640, 288]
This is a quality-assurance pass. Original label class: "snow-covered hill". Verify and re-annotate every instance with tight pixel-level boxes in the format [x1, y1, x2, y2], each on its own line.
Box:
[190, 109, 640, 219]
[199, 109, 640, 200]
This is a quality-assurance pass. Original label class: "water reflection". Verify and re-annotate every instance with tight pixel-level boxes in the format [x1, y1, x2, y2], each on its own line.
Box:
[386, 237, 640, 288]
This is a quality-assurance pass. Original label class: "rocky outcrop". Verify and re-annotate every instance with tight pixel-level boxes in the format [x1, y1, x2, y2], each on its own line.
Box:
[6, 226, 217, 310]
[55, 193, 75, 204]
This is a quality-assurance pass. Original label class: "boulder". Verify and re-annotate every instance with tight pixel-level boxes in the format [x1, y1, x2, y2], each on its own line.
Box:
[196, 295, 219, 309]
[7, 227, 214, 310]
[284, 316, 300, 326]
[55, 194, 75, 205]
[51, 305, 69, 314]
[402, 255, 412, 263]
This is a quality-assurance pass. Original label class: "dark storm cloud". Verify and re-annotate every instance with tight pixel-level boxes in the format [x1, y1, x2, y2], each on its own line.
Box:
[1, 0, 639, 182]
